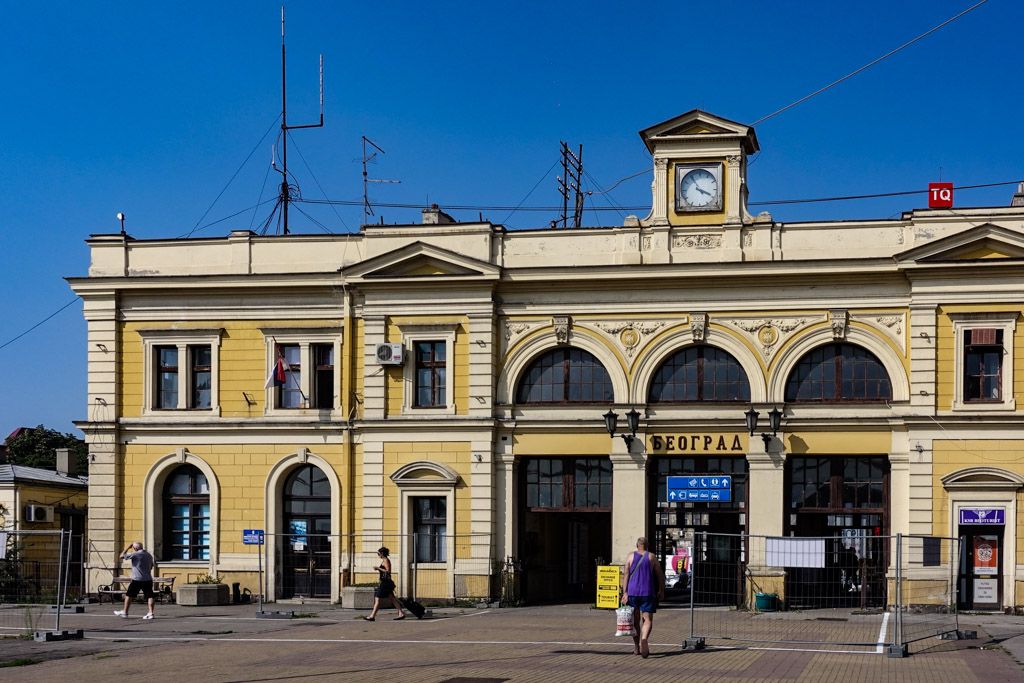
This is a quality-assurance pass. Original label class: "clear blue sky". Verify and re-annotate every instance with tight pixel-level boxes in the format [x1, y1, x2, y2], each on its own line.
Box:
[2, 1, 1021, 437]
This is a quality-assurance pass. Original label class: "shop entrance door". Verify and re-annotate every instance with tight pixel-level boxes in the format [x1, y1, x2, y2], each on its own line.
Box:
[282, 464, 332, 599]
[958, 526, 1002, 611]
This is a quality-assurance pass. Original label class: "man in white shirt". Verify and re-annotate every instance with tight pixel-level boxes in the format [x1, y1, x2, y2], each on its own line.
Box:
[114, 542, 156, 619]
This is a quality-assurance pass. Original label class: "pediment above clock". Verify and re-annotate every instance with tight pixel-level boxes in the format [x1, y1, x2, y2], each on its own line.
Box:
[639, 109, 759, 154]
[896, 223, 1024, 263]
[342, 241, 500, 281]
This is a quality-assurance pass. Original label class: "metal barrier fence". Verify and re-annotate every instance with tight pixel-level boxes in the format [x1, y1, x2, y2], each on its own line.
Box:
[685, 533, 960, 656]
[0, 529, 72, 637]
[260, 532, 495, 604]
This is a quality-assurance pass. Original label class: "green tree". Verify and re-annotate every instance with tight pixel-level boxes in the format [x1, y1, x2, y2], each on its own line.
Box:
[3, 426, 88, 475]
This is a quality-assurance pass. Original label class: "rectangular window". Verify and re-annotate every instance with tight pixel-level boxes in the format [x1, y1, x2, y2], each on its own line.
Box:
[964, 328, 1003, 402]
[414, 341, 446, 407]
[413, 496, 447, 563]
[525, 457, 612, 511]
[191, 345, 212, 409]
[168, 503, 211, 560]
[156, 346, 178, 409]
[789, 457, 887, 511]
[278, 344, 303, 408]
[312, 344, 334, 409]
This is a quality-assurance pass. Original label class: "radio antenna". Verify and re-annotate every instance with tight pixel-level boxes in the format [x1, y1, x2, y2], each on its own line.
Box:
[275, 6, 324, 234]
[361, 135, 401, 225]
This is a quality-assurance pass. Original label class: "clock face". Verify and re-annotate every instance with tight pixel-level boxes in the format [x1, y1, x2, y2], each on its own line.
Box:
[680, 168, 719, 208]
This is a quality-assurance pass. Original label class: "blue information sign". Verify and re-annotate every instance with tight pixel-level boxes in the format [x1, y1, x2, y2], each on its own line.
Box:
[666, 475, 732, 502]
[243, 529, 265, 545]
[959, 509, 1004, 525]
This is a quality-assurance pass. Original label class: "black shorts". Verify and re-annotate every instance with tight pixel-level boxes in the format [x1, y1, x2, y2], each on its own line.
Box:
[126, 580, 156, 600]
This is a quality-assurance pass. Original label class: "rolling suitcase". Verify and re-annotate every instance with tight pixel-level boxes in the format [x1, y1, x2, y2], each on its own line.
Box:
[401, 598, 426, 619]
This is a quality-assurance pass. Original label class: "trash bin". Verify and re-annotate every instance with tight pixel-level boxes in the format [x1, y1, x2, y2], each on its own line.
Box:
[232, 582, 241, 604]
[755, 592, 777, 612]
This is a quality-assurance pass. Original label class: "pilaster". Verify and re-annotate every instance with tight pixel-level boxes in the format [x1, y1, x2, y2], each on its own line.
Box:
[610, 440, 647, 561]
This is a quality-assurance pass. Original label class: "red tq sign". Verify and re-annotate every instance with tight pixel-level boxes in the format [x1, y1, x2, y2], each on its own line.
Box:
[929, 182, 953, 208]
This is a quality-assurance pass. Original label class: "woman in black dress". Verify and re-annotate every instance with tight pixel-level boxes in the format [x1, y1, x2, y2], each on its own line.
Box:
[365, 546, 405, 621]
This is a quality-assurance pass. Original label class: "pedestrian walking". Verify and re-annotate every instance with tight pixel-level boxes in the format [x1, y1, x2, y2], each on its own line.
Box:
[621, 536, 665, 658]
[365, 546, 405, 621]
[114, 542, 156, 620]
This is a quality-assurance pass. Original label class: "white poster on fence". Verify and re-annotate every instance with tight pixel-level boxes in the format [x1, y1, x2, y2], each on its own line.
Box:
[766, 537, 825, 568]
[0, 531, 6, 553]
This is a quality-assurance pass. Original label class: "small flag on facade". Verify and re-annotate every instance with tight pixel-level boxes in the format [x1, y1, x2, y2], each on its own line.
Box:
[264, 352, 290, 389]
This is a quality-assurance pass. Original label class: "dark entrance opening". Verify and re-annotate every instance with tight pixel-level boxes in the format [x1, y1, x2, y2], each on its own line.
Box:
[282, 464, 331, 599]
[651, 456, 748, 605]
[958, 526, 1003, 611]
[518, 457, 612, 603]
[785, 456, 889, 609]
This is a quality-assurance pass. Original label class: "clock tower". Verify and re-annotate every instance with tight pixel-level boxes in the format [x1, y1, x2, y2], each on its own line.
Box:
[638, 110, 759, 228]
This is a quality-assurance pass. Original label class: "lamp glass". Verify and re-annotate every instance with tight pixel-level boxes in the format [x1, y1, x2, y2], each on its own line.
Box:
[768, 406, 783, 433]
[744, 407, 759, 435]
[603, 409, 618, 436]
[625, 408, 640, 435]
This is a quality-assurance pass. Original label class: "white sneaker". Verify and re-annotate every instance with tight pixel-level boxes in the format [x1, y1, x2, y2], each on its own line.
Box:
[143, 613, 154, 620]
[114, 610, 127, 618]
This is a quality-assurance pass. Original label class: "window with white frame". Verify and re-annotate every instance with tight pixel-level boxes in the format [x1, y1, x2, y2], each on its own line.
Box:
[140, 329, 222, 415]
[950, 312, 1017, 411]
[262, 328, 342, 413]
[397, 323, 457, 415]
[413, 496, 447, 563]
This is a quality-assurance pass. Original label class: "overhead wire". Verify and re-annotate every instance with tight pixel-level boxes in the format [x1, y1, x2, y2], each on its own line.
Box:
[184, 114, 281, 238]
[0, 298, 80, 351]
[501, 158, 562, 225]
[286, 131, 350, 233]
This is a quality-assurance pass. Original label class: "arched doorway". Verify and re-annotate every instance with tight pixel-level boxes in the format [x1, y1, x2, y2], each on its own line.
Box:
[282, 464, 331, 598]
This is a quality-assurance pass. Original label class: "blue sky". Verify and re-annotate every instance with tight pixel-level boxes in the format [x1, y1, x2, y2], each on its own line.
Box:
[2, 1, 1021, 437]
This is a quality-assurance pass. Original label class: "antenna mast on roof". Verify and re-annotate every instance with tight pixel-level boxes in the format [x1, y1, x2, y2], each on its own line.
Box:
[557, 141, 584, 227]
[273, 6, 323, 235]
[361, 135, 401, 225]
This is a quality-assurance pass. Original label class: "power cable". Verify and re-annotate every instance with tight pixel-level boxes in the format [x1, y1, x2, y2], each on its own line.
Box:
[752, 0, 989, 126]
[286, 131, 350, 233]
[182, 199, 279, 238]
[501, 158, 562, 224]
[0, 298, 80, 351]
[185, 114, 281, 238]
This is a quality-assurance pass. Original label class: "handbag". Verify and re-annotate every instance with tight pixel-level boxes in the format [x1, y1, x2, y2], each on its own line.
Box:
[379, 574, 396, 593]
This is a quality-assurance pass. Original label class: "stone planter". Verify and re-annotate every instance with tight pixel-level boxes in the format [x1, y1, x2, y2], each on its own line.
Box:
[178, 583, 230, 606]
[342, 586, 376, 609]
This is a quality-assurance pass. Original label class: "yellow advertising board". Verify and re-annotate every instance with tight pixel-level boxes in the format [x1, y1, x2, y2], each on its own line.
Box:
[596, 565, 621, 609]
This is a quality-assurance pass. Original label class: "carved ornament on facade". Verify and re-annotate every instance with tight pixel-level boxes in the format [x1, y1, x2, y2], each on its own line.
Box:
[829, 309, 849, 339]
[642, 235, 652, 251]
[726, 155, 741, 166]
[673, 233, 722, 249]
[875, 315, 903, 335]
[742, 231, 753, 248]
[501, 319, 544, 358]
[847, 312, 907, 353]
[553, 315, 571, 345]
[654, 158, 668, 170]
[723, 317, 814, 361]
[592, 320, 670, 359]
[690, 312, 708, 342]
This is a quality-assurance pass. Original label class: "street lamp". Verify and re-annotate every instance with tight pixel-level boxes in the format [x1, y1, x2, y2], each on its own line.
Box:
[745, 406, 782, 449]
[604, 407, 641, 449]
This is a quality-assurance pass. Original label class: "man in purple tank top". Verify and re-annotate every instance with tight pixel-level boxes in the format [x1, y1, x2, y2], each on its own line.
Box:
[620, 536, 665, 658]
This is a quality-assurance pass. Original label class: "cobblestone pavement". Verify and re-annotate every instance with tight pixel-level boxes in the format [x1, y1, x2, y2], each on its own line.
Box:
[1, 603, 1022, 682]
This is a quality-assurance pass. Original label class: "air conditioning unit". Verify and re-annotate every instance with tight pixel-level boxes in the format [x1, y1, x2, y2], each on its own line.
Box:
[24, 505, 55, 523]
[374, 343, 404, 365]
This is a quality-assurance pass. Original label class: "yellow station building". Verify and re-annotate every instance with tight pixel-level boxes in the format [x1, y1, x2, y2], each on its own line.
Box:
[69, 110, 1024, 609]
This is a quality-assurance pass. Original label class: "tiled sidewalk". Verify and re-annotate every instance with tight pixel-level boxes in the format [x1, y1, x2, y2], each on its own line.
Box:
[1, 603, 1021, 682]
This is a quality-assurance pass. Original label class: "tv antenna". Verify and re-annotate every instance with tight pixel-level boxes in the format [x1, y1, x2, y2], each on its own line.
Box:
[361, 135, 401, 225]
[271, 6, 323, 235]
[557, 141, 584, 227]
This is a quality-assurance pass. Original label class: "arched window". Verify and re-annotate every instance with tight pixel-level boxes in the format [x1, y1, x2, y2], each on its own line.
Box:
[648, 346, 750, 402]
[516, 347, 613, 404]
[285, 464, 332, 502]
[163, 465, 210, 560]
[785, 343, 891, 402]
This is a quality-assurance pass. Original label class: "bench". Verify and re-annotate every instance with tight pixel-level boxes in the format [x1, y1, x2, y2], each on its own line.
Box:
[98, 576, 176, 604]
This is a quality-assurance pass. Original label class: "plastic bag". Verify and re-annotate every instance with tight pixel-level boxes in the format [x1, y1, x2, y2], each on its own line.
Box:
[615, 605, 636, 637]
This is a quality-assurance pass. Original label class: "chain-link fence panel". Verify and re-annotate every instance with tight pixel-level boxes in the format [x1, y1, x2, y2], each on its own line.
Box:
[0, 530, 67, 636]
[688, 533, 893, 652]
[895, 535, 960, 648]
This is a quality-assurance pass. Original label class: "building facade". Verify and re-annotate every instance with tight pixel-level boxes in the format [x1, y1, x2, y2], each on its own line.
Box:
[69, 111, 1024, 608]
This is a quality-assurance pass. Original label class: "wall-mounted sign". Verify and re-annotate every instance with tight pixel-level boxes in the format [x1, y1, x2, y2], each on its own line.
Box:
[959, 508, 1004, 525]
[929, 182, 953, 208]
[242, 529, 265, 545]
[666, 475, 732, 502]
[649, 434, 745, 454]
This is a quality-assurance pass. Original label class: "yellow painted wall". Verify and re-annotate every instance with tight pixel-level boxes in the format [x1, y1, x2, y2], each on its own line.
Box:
[667, 158, 728, 226]
[384, 316, 470, 416]
[932, 439, 1024, 564]
[352, 318, 365, 420]
[381, 441, 471, 539]
[513, 432, 617, 456]
[936, 305, 1024, 411]
[785, 430, 892, 455]
[120, 441, 348, 561]
[120, 319, 344, 418]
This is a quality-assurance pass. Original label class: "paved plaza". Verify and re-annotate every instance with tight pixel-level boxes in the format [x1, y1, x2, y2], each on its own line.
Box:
[1, 602, 1022, 682]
